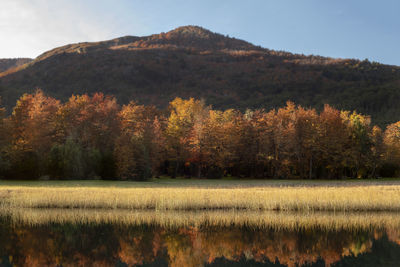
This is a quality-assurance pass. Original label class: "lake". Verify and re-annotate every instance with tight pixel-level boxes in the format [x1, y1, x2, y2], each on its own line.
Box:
[1, 210, 400, 266]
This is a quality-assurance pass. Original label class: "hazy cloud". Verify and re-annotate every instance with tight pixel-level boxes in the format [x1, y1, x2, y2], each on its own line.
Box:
[0, 0, 115, 58]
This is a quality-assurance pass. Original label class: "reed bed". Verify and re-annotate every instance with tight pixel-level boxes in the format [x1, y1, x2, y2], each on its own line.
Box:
[2, 208, 400, 231]
[1, 182, 400, 212]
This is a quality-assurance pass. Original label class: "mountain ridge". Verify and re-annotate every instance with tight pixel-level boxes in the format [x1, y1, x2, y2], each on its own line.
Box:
[0, 58, 33, 73]
[0, 25, 399, 126]
[2, 25, 362, 75]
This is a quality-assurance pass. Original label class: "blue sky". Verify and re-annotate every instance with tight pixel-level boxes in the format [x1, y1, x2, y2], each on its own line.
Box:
[1, 0, 399, 65]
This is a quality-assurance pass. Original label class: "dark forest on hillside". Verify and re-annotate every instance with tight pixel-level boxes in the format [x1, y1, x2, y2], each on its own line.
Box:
[1, 26, 399, 127]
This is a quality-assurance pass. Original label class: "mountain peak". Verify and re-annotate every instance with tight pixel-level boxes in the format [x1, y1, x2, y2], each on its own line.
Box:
[167, 25, 215, 38]
[140, 25, 257, 51]
[1, 26, 399, 126]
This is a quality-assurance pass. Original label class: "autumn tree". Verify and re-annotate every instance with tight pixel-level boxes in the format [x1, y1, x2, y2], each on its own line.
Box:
[165, 97, 209, 177]
[0, 91, 397, 180]
[199, 109, 240, 178]
[317, 105, 348, 179]
[230, 109, 270, 178]
[342, 112, 373, 178]
[0, 98, 9, 177]
[54, 93, 120, 178]
[370, 126, 384, 177]
[291, 106, 319, 179]
[114, 101, 165, 180]
[383, 121, 400, 176]
[7, 90, 60, 178]
[270, 102, 297, 178]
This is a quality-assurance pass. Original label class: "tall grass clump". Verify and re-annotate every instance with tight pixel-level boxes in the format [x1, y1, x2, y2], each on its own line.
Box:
[1, 182, 400, 212]
[3, 208, 400, 231]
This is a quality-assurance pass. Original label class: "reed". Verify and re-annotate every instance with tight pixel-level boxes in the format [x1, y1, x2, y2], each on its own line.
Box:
[1, 181, 400, 212]
[2, 208, 400, 231]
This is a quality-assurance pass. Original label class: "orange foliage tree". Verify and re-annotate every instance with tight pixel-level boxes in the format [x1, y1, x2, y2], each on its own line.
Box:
[0, 93, 397, 180]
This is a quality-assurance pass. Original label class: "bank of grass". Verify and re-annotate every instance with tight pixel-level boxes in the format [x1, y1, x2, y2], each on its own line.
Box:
[3, 208, 400, 231]
[1, 179, 400, 212]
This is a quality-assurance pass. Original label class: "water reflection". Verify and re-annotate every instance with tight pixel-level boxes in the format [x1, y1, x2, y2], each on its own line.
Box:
[1, 215, 400, 267]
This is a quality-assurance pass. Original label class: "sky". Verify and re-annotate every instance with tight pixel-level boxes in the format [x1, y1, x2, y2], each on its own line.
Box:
[0, 0, 399, 65]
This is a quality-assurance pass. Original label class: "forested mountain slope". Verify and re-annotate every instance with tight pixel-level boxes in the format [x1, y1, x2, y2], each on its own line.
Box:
[0, 58, 32, 73]
[0, 26, 399, 125]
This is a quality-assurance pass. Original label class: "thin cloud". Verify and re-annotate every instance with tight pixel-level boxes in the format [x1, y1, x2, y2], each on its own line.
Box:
[0, 0, 114, 58]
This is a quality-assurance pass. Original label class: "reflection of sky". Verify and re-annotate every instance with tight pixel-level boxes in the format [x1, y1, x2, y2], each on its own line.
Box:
[1, 0, 399, 66]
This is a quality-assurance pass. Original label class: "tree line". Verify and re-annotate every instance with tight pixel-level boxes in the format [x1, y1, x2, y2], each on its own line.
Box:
[0, 90, 400, 180]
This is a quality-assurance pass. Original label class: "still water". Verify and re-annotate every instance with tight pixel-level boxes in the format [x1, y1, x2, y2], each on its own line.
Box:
[1, 213, 400, 267]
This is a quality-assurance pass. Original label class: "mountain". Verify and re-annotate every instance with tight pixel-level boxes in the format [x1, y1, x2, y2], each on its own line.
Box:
[0, 58, 32, 73]
[0, 25, 399, 126]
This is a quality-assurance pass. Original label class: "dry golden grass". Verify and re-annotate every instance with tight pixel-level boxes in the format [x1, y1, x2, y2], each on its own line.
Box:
[1, 181, 400, 212]
[2, 208, 400, 231]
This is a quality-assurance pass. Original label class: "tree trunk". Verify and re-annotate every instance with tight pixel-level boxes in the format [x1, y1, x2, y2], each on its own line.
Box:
[197, 164, 201, 178]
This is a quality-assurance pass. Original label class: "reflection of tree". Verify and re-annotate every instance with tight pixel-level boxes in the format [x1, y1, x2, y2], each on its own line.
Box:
[331, 235, 400, 267]
[168, 228, 373, 267]
[118, 227, 164, 266]
[163, 228, 206, 267]
[0, 223, 122, 266]
[0, 221, 399, 267]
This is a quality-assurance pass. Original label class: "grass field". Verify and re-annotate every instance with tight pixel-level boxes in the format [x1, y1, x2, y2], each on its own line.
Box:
[1, 179, 400, 212]
[3, 208, 400, 231]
